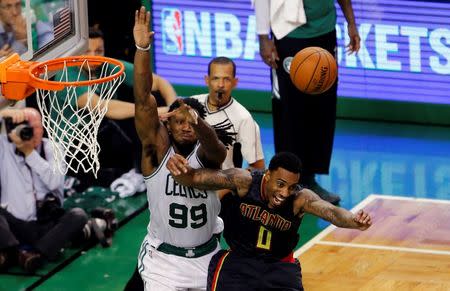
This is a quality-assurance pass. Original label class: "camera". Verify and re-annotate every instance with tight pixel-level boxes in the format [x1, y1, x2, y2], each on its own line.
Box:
[4, 117, 34, 141]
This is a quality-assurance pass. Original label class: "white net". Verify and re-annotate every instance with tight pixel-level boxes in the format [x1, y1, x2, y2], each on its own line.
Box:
[34, 59, 125, 176]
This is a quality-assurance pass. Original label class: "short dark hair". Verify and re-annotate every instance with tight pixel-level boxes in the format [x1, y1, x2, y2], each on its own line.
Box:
[167, 97, 235, 147]
[268, 152, 302, 174]
[207, 57, 236, 77]
[168, 98, 207, 119]
[89, 26, 104, 39]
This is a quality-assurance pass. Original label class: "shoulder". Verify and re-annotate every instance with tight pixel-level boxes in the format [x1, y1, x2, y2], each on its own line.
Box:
[228, 98, 252, 118]
[228, 168, 253, 197]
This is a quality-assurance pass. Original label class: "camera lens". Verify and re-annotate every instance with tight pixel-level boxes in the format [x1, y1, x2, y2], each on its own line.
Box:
[15, 124, 34, 141]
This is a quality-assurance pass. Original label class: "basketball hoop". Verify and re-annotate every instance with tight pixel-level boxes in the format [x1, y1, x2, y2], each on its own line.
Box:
[0, 53, 126, 177]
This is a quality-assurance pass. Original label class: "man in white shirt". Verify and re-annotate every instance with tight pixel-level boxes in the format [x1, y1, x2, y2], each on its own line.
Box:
[0, 107, 88, 273]
[192, 57, 265, 171]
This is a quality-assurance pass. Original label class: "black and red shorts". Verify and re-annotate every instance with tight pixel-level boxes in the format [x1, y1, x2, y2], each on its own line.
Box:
[207, 250, 303, 291]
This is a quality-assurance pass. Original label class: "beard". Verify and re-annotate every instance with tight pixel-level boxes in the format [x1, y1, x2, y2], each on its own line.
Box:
[170, 136, 197, 157]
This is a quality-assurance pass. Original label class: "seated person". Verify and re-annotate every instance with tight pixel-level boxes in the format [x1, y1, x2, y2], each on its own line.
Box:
[0, 0, 27, 56]
[0, 107, 88, 272]
[0, 0, 53, 57]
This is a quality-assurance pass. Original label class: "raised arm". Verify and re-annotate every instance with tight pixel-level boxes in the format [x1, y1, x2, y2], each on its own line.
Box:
[297, 189, 372, 230]
[133, 7, 168, 175]
[1, 108, 64, 197]
[166, 153, 251, 197]
[134, 7, 157, 141]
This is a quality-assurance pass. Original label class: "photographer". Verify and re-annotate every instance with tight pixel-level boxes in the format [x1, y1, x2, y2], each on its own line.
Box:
[0, 107, 88, 273]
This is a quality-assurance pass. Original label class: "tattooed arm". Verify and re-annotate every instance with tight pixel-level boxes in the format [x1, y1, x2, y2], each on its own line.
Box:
[166, 154, 252, 197]
[296, 189, 372, 230]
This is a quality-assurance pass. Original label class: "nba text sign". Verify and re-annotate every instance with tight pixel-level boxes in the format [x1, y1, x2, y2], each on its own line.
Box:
[153, 0, 450, 105]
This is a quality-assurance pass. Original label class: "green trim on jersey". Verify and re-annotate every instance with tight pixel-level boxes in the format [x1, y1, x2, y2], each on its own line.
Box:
[287, 0, 336, 39]
[157, 235, 218, 258]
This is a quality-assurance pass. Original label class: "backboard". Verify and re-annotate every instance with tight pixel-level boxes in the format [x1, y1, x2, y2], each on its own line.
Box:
[1, 0, 88, 62]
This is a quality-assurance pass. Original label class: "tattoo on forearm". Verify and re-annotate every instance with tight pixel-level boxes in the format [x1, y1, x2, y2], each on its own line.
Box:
[306, 197, 357, 228]
[196, 170, 234, 190]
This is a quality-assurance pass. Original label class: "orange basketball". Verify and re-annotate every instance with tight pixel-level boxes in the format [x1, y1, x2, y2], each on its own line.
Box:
[289, 47, 337, 95]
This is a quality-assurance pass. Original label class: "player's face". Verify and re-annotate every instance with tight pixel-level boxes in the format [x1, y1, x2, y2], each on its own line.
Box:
[264, 168, 301, 209]
[167, 111, 197, 145]
[205, 63, 238, 108]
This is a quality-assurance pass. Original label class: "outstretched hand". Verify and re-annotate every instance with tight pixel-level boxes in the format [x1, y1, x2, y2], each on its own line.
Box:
[133, 6, 154, 49]
[352, 209, 372, 230]
[166, 154, 191, 176]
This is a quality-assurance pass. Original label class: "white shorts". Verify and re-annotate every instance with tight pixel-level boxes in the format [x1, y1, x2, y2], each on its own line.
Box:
[138, 235, 221, 291]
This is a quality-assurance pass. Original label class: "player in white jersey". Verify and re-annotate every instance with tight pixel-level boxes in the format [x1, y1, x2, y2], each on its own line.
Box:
[143, 144, 220, 248]
[133, 7, 227, 290]
[191, 57, 265, 171]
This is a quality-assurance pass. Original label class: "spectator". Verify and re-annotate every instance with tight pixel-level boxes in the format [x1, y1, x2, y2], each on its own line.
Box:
[0, 0, 27, 56]
[0, 0, 53, 57]
[0, 107, 88, 272]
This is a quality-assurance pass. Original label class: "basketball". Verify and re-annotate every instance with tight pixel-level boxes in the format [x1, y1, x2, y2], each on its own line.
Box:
[289, 47, 337, 95]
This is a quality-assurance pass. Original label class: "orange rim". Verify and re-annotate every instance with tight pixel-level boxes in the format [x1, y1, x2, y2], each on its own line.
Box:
[28, 55, 125, 91]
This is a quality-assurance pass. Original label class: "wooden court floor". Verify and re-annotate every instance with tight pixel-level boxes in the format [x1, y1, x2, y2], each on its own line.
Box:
[295, 195, 450, 291]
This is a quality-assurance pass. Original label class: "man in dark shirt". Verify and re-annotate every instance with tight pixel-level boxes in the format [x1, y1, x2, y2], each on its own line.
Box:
[167, 151, 372, 290]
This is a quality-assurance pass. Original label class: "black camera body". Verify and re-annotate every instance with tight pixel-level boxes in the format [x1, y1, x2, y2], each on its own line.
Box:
[4, 117, 34, 141]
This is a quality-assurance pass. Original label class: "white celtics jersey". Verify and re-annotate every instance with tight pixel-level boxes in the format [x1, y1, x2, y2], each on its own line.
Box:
[191, 94, 264, 169]
[144, 143, 221, 248]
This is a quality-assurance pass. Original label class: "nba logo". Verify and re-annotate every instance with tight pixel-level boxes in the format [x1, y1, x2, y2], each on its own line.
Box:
[162, 8, 183, 55]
